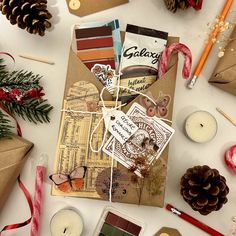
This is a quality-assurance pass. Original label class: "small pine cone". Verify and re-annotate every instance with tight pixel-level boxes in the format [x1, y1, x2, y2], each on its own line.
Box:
[177, 0, 189, 10]
[180, 165, 229, 215]
[0, 0, 52, 36]
[163, 0, 177, 13]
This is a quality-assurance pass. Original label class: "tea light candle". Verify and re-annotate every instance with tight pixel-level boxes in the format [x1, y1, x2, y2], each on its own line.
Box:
[50, 209, 83, 236]
[185, 111, 217, 143]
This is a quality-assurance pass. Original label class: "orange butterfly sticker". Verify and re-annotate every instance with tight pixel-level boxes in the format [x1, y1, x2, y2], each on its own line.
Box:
[49, 166, 87, 193]
[140, 92, 171, 117]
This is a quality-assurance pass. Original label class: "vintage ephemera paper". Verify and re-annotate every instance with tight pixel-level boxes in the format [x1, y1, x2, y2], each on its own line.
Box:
[103, 103, 175, 176]
[52, 81, 118, 198]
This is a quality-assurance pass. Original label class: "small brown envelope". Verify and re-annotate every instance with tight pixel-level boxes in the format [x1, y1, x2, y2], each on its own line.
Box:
[66, 0, 129, 17]
[0, 135, 33, 211]
[209, 26, 236, 96]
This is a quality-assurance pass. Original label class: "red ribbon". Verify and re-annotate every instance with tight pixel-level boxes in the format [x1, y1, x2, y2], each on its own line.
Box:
[0, 52, 32, 234]
[0, 177, 33, 235]
[187, 0, 203, 10]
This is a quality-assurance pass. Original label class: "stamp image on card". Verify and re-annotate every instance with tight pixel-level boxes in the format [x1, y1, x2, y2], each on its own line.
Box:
[103, 103, 175, 176]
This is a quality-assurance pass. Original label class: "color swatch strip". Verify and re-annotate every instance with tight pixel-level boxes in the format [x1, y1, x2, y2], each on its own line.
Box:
[77, 48, 114, 61]
[99, 211, 142, 236]
[75, 26, 112, 39]
[77, 37, 113, 50]
[75, 26, 115, 71]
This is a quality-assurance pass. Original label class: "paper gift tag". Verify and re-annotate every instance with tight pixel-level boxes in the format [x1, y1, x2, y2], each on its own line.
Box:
[66, 0, 129, 17]
[154, 227, 182, 236]
[103, 109, 138, 145]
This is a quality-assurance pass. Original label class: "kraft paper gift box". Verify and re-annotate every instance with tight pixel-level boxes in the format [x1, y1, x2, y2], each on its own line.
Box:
[0, 135, 33, 211]
[52, 33, 179, 207]
[209, 26, 236, 96]
[66, 0, 129, 17]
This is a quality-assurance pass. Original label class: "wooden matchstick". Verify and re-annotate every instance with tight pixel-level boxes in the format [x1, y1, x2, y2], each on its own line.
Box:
[19, 54, 55, 65]
[216, 107, 236, 127]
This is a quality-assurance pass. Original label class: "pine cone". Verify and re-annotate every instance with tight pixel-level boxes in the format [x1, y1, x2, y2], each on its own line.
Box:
[163, 0, 190, 12]
[180, 165, 229, 215]
[0, 0, 52, 36]
[164, 0, 177, 13]
[177, 0, 189, 10]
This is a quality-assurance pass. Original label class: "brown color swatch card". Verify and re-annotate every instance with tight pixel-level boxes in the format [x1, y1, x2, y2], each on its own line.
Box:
[75, 26, 115, 70]
[52, 30, 179, 208]
[66, 0, 129, 17]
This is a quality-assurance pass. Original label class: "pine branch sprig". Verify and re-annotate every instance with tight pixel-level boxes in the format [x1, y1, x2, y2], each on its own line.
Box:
[1, 99, 53, 124]
[0, 65, 42, 90]
[0, 109, 12, 139]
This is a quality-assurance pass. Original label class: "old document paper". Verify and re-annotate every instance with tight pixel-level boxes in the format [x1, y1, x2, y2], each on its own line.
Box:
[52, 81, 117, 198]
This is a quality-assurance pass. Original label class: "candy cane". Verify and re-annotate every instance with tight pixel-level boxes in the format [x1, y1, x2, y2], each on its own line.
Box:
[158, 43, 192, 80]
[30, 164, 46, 236]
[225, 145, 236, 174]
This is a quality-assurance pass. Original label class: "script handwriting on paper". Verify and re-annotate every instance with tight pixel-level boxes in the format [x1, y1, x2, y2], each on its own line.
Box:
[103, 109, 138, 145]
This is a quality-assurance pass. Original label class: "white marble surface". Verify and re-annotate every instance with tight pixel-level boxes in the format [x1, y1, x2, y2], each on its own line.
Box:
[0, 0, 236, 235]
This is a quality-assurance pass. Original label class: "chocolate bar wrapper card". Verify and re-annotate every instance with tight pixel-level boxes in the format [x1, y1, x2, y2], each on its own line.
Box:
[209, 26, 236, 96]
[52, 30, 179, 207]
[66, 0, 129, 17]
[0, 135, 33, 211]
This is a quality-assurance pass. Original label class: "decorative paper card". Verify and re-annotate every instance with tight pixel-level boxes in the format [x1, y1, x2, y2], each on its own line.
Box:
[103, 103, 175, 176]
[52, 81, 118, 199]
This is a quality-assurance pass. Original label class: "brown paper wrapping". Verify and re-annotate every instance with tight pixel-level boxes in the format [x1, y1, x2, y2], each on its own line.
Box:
[209, 26, 236, 96]
[0, 135, 33, 211]
[66, 0, 129, 17]
[53, 34, 179, 207]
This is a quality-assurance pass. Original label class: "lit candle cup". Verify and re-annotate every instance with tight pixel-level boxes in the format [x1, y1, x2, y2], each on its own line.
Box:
[185, 111, 218, 143]
[50, 208, 83, 236]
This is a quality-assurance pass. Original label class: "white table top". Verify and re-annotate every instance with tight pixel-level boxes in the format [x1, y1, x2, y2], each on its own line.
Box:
[0, 0, 236, 235]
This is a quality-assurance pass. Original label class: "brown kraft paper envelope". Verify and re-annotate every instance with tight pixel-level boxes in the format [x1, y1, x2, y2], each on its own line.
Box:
[0, 135, 33, 211]
[209, 26, 236, 96]
[66, 0, 129, 17]
[56, 34, 179, 207]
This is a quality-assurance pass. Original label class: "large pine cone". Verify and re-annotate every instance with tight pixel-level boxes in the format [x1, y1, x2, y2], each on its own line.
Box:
[180, 165, 229, 215]
[0, 0, 52, 36]
[163, 0, 189, 13]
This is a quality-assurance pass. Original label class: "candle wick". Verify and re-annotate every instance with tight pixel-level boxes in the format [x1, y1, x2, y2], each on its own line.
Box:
[200, 123, 204, 127]
[63, 228, 67, 234]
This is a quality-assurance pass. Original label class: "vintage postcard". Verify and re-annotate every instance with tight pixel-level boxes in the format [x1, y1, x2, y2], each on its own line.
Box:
[103, 103, 175, 176]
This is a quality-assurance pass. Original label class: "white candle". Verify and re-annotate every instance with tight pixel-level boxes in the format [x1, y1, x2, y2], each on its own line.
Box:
[185, 111, 217, 143]
[50, 209, 83, 236]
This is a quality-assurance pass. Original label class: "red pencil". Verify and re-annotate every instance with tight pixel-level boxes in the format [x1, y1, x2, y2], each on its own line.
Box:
[166, 204, 224, 236]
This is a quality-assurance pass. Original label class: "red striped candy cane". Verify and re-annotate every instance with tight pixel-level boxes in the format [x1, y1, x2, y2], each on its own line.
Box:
[30, 166, 46, 236]
[225, 145, 236, 174]
[158, 43, 192, 80]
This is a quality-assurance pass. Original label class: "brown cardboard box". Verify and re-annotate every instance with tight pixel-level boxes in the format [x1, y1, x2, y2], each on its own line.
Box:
[0, 135, 33, 211]
[66, 0, 129, 17]
[209, 26, 236, 96]
[53, 34, 179, 207]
